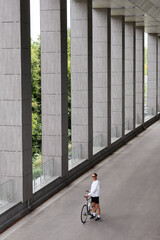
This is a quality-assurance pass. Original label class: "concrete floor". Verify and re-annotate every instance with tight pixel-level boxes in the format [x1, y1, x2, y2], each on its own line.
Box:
[1, 121, 160, 240]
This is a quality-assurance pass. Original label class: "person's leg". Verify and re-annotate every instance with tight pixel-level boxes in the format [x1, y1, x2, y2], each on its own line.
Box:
[90, 202, 96, 218]
[95, 199, 101, 221]
[96, 203, 100, 216]
[92, 202, 96, 214]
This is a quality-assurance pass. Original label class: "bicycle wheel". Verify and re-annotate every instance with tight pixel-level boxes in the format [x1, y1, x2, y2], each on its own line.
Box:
[81, 204, 88, 223]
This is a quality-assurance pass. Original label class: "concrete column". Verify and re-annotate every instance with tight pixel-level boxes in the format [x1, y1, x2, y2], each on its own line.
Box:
[41, 0, 68, 176]
[136, 27, 144, 126]
[0, 0, 32, 202]
[93, 9, 110, 152]
[125, 22, 135, 132]
[71, 0, 93, 160]
[147, 34, 158, 116]
[158, 37, 160, 113]
[111, 16, 125, 140]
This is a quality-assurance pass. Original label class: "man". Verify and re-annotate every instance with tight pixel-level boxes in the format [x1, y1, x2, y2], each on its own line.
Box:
[85, 173, 101, 221]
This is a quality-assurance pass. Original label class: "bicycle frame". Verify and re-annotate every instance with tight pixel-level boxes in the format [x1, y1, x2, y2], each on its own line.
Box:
[81, 197, 92, 223]
[85, 196, 92, 214]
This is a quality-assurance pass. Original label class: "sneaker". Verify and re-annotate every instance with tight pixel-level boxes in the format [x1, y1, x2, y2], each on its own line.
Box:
[95, 217, 101, 221]
[90, 215, 96, 219]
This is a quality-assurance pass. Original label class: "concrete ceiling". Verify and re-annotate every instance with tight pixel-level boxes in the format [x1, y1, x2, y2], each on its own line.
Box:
[92, 0, 160, 34]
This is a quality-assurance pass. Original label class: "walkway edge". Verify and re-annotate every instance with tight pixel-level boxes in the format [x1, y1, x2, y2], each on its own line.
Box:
[0, 114, 160, 233]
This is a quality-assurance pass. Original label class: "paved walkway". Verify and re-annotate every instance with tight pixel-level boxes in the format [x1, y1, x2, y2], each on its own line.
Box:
[1, 121, 160, 240]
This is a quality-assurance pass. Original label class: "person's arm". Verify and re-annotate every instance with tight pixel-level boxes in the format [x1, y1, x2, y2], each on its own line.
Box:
[88, 182, 98, 196]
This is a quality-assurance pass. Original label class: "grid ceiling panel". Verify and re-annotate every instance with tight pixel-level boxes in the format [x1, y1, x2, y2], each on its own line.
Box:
[149, 0, 160, 7]
[112, 0, 134, 8]
[93, 0, 118, 8]
[93, 0, 160, 33]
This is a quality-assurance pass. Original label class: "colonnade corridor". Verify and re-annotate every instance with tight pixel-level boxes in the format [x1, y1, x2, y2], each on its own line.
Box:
[1, 121, 160, 240]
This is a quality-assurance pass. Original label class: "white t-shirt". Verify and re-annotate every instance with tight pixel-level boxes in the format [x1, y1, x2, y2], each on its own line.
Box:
[88, 180, 100, 197]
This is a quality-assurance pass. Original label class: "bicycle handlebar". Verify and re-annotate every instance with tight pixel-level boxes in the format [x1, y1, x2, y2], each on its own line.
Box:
[84, 196, 91, 200]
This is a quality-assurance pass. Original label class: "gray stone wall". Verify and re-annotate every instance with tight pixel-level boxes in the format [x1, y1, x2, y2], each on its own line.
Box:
[158, 37, 160, 112]
[93, 9, 108, 149]
[111, 16, 124, 138]
[147, 34, 158, 115]
[136, 27, 144, 125]
[41, 0, 68, 176]
[0, 0, 32, 202]
[125, 22, 135, 131]
[71, 0, 93, 159]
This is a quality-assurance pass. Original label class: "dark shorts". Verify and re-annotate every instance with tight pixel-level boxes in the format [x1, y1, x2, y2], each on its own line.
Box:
[91, 197, 99, 204]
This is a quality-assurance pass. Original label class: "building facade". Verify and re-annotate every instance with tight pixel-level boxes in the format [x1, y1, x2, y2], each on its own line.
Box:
[0, 0, 160, 232]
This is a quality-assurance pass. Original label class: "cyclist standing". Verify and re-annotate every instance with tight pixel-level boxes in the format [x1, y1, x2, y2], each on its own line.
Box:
[85, 173, 101, 221]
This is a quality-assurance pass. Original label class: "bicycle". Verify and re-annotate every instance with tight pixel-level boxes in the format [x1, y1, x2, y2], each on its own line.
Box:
[80, 193, 92, 224]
